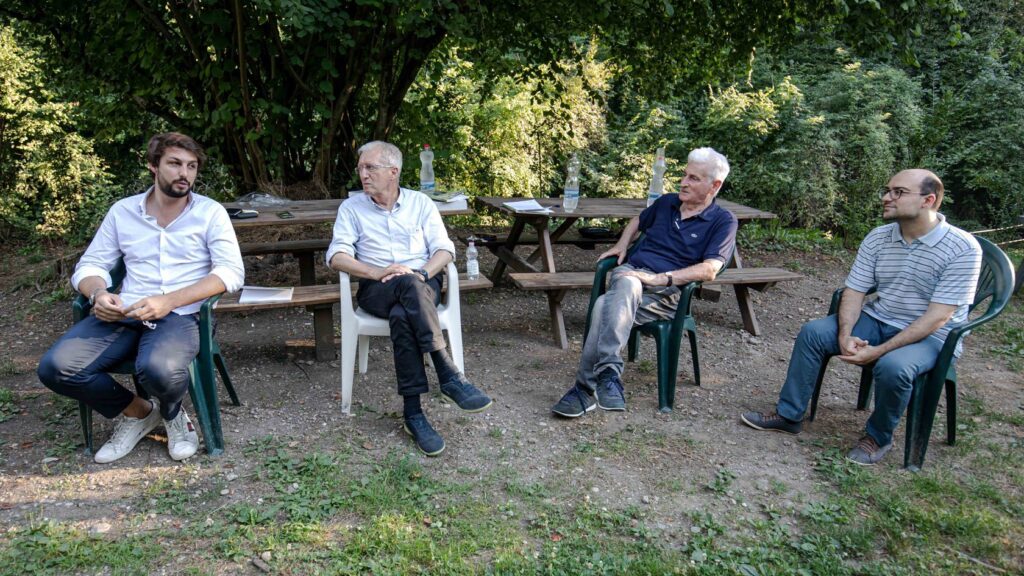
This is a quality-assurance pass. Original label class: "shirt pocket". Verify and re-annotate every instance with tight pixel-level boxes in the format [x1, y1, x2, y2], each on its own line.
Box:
[402, 224, 427, 255]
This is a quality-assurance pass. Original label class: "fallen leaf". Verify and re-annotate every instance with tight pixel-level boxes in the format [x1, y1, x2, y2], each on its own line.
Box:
[361, 441, 374, 450]
[423, 516, 432, 527]
[550, 532, 562, 542]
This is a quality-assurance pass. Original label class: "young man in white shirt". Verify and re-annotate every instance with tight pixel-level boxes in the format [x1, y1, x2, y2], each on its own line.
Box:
[327, 141, 490, 456]
[37, 132, 245, 464]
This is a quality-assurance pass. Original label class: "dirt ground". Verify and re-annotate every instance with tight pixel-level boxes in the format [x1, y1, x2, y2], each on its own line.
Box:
[0, 234, 1021, 571]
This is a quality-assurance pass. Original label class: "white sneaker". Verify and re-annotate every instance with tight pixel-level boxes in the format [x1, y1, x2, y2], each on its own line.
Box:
[94, 399, 161, 464]
[165, 408, 199, 461]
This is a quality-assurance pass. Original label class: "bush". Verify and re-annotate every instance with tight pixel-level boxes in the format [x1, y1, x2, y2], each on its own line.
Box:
[0, 26, 114, 244]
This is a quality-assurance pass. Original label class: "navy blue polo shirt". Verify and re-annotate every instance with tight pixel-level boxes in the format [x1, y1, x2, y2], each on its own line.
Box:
[627, 193, 738, 273]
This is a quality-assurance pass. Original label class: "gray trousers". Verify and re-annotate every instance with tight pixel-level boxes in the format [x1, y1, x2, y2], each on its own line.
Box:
[574, 264, 679, 392]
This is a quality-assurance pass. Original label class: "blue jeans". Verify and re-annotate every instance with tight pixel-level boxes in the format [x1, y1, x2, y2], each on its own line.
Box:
[37, 313, 200, 421]
[575, 264, 678, 393]
[776, 313, 943, 446]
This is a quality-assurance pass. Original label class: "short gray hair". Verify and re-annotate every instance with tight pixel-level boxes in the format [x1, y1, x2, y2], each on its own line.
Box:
[688, 147, 730, 183]
[358, 141, 403, 173]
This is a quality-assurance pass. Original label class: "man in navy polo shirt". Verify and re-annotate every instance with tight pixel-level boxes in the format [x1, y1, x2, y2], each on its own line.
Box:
[552, 147, 738, 417]
[740, 169, 982, 466]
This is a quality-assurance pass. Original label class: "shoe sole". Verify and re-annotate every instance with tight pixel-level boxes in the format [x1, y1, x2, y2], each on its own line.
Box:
[403, 424, 445, 456]
[552, 402, 596, 418]
[440, 391, 493, 413]
[846, 456, 879, 466]
[597, 400, 625, 411]
[740, 414, 801, 435]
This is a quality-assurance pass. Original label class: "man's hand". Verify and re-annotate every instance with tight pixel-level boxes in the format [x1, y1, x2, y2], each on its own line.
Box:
[838, 344, 884, 366]
[598, 244, 629, 265]
[839, 335, 868, 357]
[92, 292, 126, 322]
[123, 295, 175, 322]
[378, 264, 416, 283]
[619, 269, 665, 287]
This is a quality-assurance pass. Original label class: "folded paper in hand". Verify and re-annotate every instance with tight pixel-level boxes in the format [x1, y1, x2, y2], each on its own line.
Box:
[238, 286, 294, 304]
[503, 199, 552, 213]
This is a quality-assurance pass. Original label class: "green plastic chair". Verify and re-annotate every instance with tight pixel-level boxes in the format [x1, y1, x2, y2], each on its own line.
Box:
[808, 236, 1015, 470]
[584, 243, 729, 412]
[71, 260, 239, 457]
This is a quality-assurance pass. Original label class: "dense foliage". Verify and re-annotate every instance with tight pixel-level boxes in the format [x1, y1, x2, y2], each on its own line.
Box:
[3, 0, 1020, 245]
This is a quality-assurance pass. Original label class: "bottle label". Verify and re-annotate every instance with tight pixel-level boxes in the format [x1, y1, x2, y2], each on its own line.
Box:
[467, 260, 479, 278]
[421, 182, 435, 192]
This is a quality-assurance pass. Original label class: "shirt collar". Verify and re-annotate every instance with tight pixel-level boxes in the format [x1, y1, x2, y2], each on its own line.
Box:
[137, 186, 195, 217]
[366, 187, 404, 213]
[887, 213, 948, 246]
[670, 195, 719, 221]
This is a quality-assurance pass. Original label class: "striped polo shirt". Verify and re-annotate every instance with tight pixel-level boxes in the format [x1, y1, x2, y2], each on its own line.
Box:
[845, 214, 981, 355]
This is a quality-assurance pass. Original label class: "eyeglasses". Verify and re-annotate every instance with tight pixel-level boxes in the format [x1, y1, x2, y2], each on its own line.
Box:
[877, 187, 932, 200]
[356, 163, 393, 174]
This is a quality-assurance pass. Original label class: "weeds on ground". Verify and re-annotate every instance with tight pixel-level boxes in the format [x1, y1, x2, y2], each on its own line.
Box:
[0, 520, 161, 576]
[0, 388, 18, 422]
[738, 222, 847, 256]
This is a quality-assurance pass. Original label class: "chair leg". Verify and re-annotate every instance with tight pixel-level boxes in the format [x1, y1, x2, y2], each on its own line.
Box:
[654, 331, 677, 413]
[627, 329, 640, 363]
[904, 373, 944, 471]
[808, 355, 834, 422]
[687, 328, 700, 388]
[856, 368, 874, 411]
[341, 331, 358, 415]
[213, 346, 240, 407]
[945, 379, 957, 446]
[78, 401, 94, 455]
[187, 362, 223, 456]
[446, 327, 465, 374]
[358, 335, 370, 374]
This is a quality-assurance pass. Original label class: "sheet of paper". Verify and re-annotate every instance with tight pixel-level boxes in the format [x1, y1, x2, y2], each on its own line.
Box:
[238, 286, 294, 304]
[503, 199, 552, 213]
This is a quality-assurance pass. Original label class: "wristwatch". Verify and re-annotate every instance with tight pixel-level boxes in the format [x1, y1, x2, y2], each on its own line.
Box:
[88, 287, 107, 305]
[664, 272, 673, 287]
[416, 269, 429, 282]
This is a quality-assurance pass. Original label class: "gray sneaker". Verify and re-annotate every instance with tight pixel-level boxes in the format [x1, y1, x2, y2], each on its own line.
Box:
[846, 434, 892, 466]
[551, 386, 596, 418]
[595, 369, 625, 411]
[740, 410, 803, 435]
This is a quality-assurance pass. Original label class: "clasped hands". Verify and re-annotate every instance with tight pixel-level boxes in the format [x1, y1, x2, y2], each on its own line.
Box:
[377, 263, 421, 283]
[837, 335, 882, 366]
[92, 292, 175, 323]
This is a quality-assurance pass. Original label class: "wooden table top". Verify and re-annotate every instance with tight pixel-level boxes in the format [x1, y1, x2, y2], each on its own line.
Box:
[474, 196, 776, 221]
[224, 195, 474, 228]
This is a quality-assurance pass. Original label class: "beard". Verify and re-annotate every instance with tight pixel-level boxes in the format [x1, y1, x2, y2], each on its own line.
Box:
[157, 176, 192, 198]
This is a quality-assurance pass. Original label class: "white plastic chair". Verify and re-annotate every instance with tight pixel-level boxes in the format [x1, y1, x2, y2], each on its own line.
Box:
[338, 261, 465, 414]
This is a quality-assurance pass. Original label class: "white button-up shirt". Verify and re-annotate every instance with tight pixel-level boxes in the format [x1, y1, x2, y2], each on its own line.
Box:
[71, 188, 245, 315]
[326, 187, 456, 269]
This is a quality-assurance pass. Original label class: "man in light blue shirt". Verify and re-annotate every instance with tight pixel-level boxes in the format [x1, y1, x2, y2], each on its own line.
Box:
[37, 133, 244, 464]
[741, 169, 981, 465]
[327, 141, 491, 456]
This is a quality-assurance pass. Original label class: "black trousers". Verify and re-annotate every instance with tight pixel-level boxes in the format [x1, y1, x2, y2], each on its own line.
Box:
[357, 274, 445, 396]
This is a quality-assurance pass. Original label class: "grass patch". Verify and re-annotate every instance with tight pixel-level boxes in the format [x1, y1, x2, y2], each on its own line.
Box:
[738, 222, 848, 255]
[0, 388, 18, 422]
[0, 520, 161, 575]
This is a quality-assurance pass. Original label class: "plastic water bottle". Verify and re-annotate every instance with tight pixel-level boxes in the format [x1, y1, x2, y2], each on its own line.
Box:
[562, 153, 581, 212]
[466, 238, 480, 280]
[419, 144, 435, 192]
[647, 147, 667, 207]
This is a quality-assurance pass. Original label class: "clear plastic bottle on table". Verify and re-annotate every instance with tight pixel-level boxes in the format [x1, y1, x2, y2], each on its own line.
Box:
[419, 144, 435, 192]
[562, 153, 581, 212]
[646, 147, 667, 207]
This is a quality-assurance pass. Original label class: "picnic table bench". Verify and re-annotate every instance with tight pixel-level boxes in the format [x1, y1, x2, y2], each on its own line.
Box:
[509, 268, 804, 343]
[215, 274, 493, 361]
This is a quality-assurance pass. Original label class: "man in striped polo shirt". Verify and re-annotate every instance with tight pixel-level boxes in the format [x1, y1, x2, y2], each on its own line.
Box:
[740, 169, 982, 465]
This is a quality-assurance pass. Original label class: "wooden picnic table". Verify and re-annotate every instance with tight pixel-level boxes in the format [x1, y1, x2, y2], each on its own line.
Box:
[221, 195, 474, 360]
[475, 195, 780, 347]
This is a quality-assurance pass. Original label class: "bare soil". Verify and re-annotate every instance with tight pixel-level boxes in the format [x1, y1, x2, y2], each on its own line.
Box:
[1, 235, 1021, 571]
